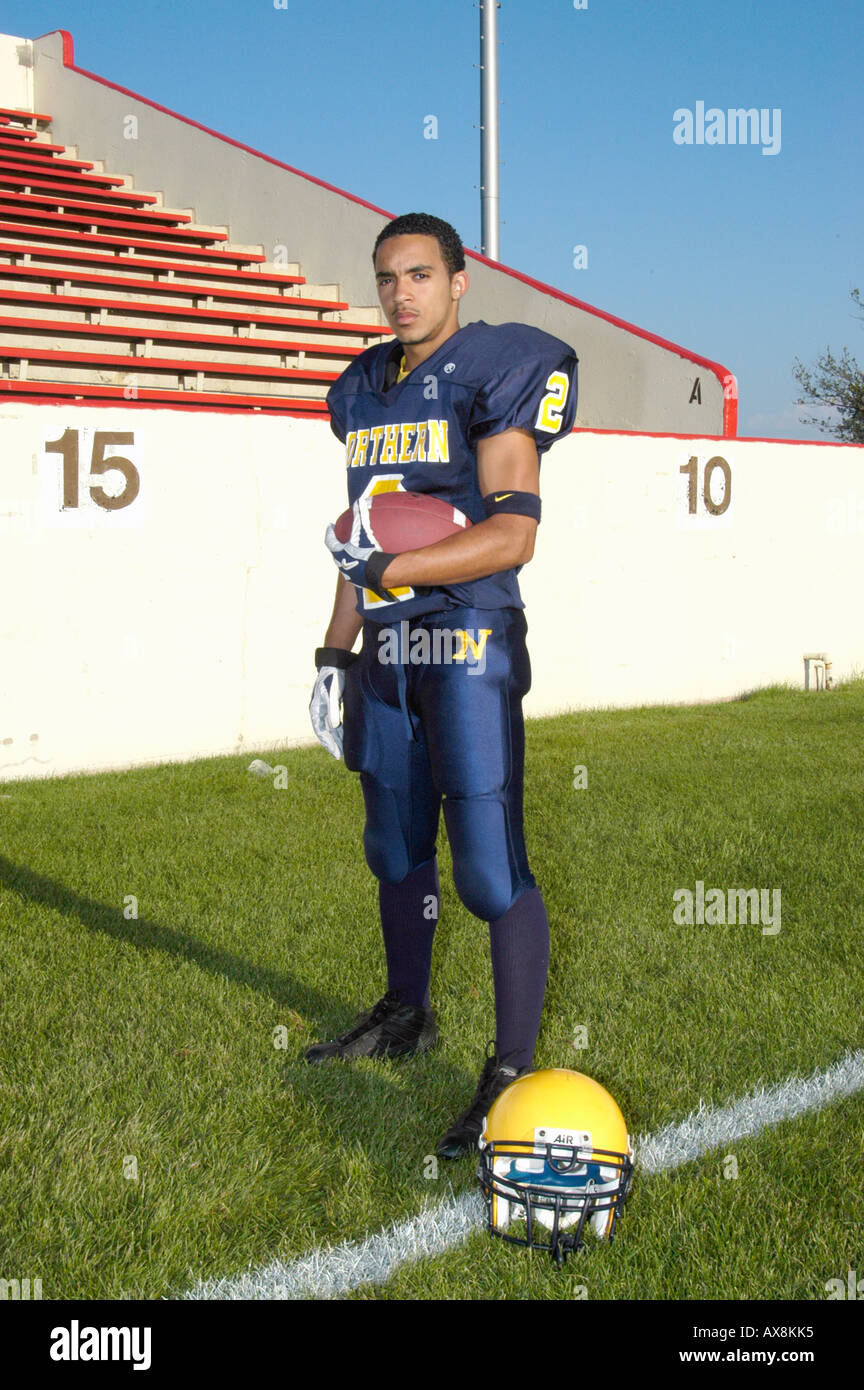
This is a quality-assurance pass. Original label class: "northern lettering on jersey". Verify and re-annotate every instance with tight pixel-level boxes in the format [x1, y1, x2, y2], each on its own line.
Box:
[327, 320, 578, 622]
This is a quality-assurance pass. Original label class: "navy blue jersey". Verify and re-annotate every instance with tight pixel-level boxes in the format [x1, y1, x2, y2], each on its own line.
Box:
[326, 320, 578, 623]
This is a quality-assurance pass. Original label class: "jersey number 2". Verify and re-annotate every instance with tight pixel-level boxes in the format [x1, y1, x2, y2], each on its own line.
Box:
[536, 371, 570, 434]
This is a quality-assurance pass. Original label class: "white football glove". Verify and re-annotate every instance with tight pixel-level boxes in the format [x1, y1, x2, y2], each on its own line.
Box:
[309, 648, 355, 759]
[324, 495, 395, 598]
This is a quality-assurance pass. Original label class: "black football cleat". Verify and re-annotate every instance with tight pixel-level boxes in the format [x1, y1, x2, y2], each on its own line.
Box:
[436, 1047, 530, 1159]
[304, 990, 438, 1063]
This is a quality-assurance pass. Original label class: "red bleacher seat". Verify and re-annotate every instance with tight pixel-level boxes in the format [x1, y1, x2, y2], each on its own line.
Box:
[0, 105, 391, 416]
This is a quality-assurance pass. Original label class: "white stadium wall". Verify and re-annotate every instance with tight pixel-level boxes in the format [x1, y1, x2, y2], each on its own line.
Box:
[1, 402, 861, 783]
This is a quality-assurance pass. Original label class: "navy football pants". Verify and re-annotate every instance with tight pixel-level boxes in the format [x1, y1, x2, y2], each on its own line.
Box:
[342, 606, 536, 922]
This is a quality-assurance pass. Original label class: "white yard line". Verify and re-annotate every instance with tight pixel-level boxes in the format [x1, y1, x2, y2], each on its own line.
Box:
[636, 1048, 864, 1173]
[180, 1049, 864, 1300]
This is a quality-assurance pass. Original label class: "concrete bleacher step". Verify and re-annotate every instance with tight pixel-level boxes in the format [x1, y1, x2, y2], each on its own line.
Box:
[0, 238, 304, 286]
[0, 324, 385, 366]
[0, 377, 331, 413]
[0, 174, 160, 209]
[0, 316, 368, 372]
[0, 188, 195, 228]
[0, 238, 391, 323]
[0, 106, 52, 123]
[327, 305, 386, 326]
[2, 222, 261, 262]
[0, 288, 387, 341]
[0, 256, 388, 329]
[0, 358, 334, 403]
[259, 261, 302, 277]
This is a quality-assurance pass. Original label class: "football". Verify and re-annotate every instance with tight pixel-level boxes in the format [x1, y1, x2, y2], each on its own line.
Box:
[334, 491, 472, 552]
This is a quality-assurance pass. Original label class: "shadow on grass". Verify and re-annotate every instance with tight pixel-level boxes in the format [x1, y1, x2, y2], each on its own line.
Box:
[283, 1045, 491, 1189]
[0, 851, 333, 1021]
[0, 850, 511, 1189]
[0, 854, 488, 1133]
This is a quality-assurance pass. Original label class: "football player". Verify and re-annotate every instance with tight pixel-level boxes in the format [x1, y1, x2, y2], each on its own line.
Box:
[308, 212, 578, 1157]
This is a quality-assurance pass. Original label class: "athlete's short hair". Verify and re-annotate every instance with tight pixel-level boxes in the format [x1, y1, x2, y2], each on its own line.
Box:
[373, 213, 466, 277]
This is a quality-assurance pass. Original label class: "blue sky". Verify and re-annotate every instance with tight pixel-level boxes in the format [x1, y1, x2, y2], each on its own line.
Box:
[2, 0, 861, 438]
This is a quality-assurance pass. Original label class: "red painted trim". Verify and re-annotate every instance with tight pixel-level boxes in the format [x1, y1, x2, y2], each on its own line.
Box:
[723, 375, 738, 437]
[0, 105, 53, 122]
[36, 28, 737, 434]
[3, 392, 848, 446]
[0, 381, 328, 419]
[572, 425, 863, 448]
[35, 30, 397, 222]
[465, 245, 739, 437]
[56, 30, 76, 66]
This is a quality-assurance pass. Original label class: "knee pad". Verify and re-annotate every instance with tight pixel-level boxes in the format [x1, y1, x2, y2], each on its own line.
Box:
[361, 785, 411, 884]
[360, 774, 439, 886]
[444, 794, 532, 922]
[452, 859, 516, 923]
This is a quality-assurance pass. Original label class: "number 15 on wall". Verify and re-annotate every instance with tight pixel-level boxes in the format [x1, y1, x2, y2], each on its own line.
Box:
[41, 427, 144, 528]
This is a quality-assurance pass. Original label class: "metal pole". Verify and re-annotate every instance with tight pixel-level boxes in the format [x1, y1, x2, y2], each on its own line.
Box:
[480, 0, 500, 261]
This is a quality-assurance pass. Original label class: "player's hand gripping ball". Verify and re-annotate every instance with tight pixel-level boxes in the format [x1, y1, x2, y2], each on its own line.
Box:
[332, 491, 472, 550]
[324, 493, 391, 597]
[325, 492, 472, 597]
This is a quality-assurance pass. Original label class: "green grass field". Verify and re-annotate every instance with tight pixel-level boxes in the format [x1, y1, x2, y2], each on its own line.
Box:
[1, 679, 862, 1300]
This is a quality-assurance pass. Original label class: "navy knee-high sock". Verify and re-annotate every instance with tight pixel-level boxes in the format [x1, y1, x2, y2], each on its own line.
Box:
[488, 886, 550, 1070]
[379, 857, 440, 1009]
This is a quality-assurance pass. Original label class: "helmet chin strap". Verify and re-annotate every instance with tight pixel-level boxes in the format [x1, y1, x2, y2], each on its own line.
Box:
[549, 1195, 593, 1265]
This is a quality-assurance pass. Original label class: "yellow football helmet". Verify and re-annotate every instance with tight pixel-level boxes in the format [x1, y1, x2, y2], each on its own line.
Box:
[477, 1068, 633, 1264]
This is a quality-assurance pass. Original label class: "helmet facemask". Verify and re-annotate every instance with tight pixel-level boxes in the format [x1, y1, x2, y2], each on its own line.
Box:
[479, 1136, 633, 1263]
